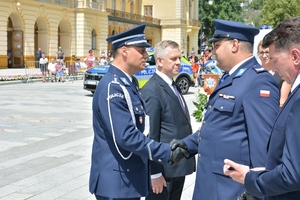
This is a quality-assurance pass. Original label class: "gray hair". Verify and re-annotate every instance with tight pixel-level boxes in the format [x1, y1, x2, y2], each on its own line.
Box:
[154, 40, 180, 60]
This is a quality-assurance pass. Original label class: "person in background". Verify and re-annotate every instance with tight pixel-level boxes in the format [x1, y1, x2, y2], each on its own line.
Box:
[107, 50, 114, 62]
[93, 56, 101, 66]
[36, 47, 42, 68]
[86, 49, 95, 69]
[55, 60, 64, 83]
[257, 40, 291, 108]
[47, 58, 57, 82]
[188, 51, 199, 84]
[100, 54, 108, 65]
[224, 16, 300, 200]
[170, 19, 279, 200]
[39, 52, 48, 83]
[56, 46, 65, 64]
[200, 49, 212, 65]
[89, 24, 188, 200]
[141, 40, 195, 200]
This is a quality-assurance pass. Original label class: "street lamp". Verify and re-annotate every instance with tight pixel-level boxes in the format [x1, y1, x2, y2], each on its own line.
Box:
[199, 0, 213, 54]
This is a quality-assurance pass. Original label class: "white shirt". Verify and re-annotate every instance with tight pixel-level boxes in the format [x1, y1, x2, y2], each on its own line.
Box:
[39, 57, 48, 65]
[228, 56, 253, 75]
[291, 74, 300, 93]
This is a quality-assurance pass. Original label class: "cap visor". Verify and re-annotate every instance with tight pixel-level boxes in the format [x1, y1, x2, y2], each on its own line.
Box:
[208, 38, 222, 44]
[131, 42, 152, 47]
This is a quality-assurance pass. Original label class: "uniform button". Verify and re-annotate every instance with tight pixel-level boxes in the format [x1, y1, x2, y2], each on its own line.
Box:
[136, 107, 138, 111]
[127, 169, 130, 172]
[141, 106, 144, 110]
[203, 121, 206, 124]
[208, 105, 212, 109]
[158, 159, 162, 163]
[198, 136, 201, 140]
[220, 106, 224, 110]
[198, 153, 201, 158]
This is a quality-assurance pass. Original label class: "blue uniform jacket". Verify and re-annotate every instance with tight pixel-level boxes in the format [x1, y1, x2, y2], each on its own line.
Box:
[89, 65, 171, 198]
[245, 84, 300, 200]
[183, 57, 279, 200]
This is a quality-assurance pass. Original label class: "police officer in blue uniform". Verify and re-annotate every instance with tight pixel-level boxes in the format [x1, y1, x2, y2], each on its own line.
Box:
[89, 24, 188, 200]
[224, 17, 300, 200]
[171, 19, 280, 200]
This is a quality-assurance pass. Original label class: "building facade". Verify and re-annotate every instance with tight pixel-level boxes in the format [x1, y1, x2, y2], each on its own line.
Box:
[0, 0, 200, 68]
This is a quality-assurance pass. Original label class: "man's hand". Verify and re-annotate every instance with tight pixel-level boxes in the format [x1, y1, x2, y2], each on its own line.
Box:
[223, 159, 250, 184]
[151, 176, 167, 194]
[168, 139, 189, 165]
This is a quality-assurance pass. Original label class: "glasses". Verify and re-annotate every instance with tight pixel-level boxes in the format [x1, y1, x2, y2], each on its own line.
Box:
[212, 39, 232, 50]
[258, 51, 269, 56]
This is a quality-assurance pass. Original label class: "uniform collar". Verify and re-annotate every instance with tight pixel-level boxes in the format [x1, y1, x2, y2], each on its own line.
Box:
[228, 56, 253, 75]
[111, 63, 132, 82]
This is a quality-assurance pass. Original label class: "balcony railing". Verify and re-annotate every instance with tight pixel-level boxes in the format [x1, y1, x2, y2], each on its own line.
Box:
[106, 8, 161, 25]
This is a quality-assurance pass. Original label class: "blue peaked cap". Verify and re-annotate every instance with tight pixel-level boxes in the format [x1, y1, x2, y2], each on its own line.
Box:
[106, 24, 151, 50]
[209, 19, 259, 44]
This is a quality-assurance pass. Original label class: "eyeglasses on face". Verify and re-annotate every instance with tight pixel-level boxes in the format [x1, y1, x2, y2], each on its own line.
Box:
[258, 51, 269, 56]
[212, 39, 232, 50]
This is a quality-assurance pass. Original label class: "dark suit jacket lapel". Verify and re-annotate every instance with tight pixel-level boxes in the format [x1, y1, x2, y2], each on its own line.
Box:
[154, 73, 190, 120]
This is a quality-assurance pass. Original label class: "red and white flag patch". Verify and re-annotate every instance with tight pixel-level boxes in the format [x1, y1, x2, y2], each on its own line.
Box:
[260, 90, 270, 97]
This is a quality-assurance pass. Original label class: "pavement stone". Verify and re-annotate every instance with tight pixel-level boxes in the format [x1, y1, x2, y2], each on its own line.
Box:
[0, 69, 203, 200]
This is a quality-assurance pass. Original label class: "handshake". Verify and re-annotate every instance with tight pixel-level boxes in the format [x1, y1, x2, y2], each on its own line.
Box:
[168, 139, 189, 165]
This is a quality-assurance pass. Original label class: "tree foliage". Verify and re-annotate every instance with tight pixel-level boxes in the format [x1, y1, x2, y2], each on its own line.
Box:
[199, 0, 245, 46]
[261, 0, 300, 27]
[248, 0, 264, 10]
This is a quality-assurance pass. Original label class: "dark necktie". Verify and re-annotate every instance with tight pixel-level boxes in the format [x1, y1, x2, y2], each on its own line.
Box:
[172, 81, 187, 116]
[218, 72, 229, 85]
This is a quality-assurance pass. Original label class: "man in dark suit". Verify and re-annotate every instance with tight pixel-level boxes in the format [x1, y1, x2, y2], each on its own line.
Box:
[224, 17, 300, 200]
[141, 40, 195, 200]
[36, 47, 42, 68]
[89, 25, 188, 200]
[171, 19, 280, 200]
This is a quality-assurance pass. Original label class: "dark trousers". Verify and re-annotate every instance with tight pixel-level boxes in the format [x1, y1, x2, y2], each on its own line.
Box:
[146, 176, 185, 200]
[95, 195, 139, 200]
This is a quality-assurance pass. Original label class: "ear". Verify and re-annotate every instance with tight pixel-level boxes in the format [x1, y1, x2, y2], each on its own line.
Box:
[291, 48, 300, 65]
[231, 39, 239, 53]
[156, 57, 163, 68]
[120, 46, 128, 57]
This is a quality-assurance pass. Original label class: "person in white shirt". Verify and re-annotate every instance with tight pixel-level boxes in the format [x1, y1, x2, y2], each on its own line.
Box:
[39, 52, 48, 83]
[48, 58, 57, 82]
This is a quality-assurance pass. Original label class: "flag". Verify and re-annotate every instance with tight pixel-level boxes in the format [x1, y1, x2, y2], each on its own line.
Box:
[260, 90, 270, 97]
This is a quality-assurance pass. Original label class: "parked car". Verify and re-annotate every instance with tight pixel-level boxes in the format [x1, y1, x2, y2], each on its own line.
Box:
[83, 53, 194, 95]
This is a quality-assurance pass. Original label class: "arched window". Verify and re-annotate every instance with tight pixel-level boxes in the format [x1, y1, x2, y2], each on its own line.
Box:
[92, 29, 97, 50]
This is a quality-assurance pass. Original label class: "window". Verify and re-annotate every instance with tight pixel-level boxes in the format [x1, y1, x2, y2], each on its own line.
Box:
[144, 5, 153, 16]
[92, 29, 97, 50]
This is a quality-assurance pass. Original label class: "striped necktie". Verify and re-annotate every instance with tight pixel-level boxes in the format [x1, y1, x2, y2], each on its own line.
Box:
[172, 81, 187, 116]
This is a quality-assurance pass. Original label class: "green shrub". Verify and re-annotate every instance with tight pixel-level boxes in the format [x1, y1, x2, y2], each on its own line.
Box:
[192, 90, 208, 122]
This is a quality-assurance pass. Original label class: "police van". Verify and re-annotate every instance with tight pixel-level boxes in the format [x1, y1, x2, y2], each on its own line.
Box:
[83, 52, 194, 95]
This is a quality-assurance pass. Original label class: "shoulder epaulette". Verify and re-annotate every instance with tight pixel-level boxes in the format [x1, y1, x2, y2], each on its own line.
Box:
[252, 65, 267, 73]
[120, 77, 130, 86]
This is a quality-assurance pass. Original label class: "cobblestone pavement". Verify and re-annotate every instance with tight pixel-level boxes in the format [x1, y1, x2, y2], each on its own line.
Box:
[0, 72, 201, 200]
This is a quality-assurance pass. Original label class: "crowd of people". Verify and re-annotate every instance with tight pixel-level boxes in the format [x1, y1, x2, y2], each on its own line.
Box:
[35, 47, 114, 83]
[88, 17, 300, 200]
